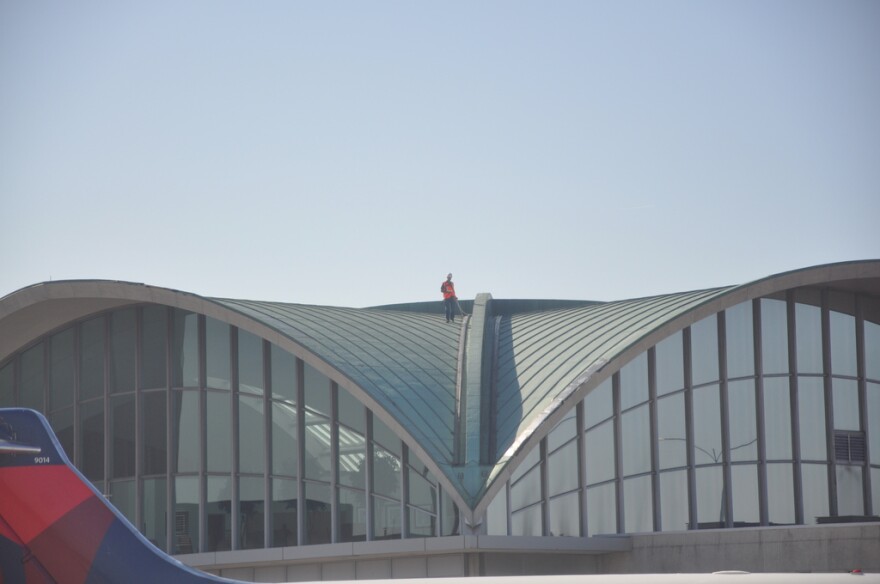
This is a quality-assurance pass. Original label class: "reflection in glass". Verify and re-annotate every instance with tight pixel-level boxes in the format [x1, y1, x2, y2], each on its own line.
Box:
[511, 504, 542, 536]
[304, 414, 331, 481]
[143, 391, 167, 475]
[142, 305, 168, 390]
[659, 470, 688, 531]
[695, 466, 724, 528]
[869, 383, 880, 465]
[339, 487, 367, 542]
[49, 328, 75, 410]
[585, 420, 615, 485]
[207, 392, 232, 472]
[240, 476, 265, 549]
[658, 393, 687, 469]
[511, 461, 541, 515]
[728, 380, 757, 462]
[766, 463, 795, 525]
[110, 394, 136, 478]
[408, 467, 437, 513]
[373, 416, 402, 457]
[584, 378, 612, 429]
[304, 363, 330, 417]
[409, 507, 437, 538]
[796, 303, 822, 375]
[81, 317, 105, 400]
[144, 477, 167, 551]
[586, 483, 616, 535]
[829, 310, 857, 377]
[207, 476, 233, 551]
[272, 401, 298, 477]
[172, 391, 200, 473]
[174, 476, 199, 554]
[549, 492, 580, 536]
[836, 465, 863, 516]
[338, 387, 365, 434]
[49, 408, 74, 459]
[441, 489, 460, 536]
[691, 316, 719, 386]
[761, 299, 789, 375]
[731, 465, 759, 525]
[238, 330, 264, 395]
[270, 345, 297, 403]
[726, 302, 754, 378]
[798, 377, 827, 461]
[206, 318, 231, 390]
[622, 404, 650, 476]
[486, 488, 508, 535]
[372, 446, 401, 501]
[0, 363, 13, 405]
[655, 332, 684, 396]
[172, 310, 199, 388]
[272, 478, 298, 547]
[624, 475, 652, 533]
[548, 440, 578, 496]
[763, 378, 792, 460]
[547, 410, 576, 453]
[866, 321, 880, 381]
[338, 427, 366, 489]
[692, 385, 722, 464]
[620, 353, 648, 410]
[20, 343, 44, 411]
[81, 399, 104, 481]
[110, 309, 136, 394]
[110, 480, 136, 525]
[373, 494, 401, 540]
[801, 463, 829, 523]
[832, 378, 859, 431]
[872, 469, 880, 520]
[239, 395, 265, 474]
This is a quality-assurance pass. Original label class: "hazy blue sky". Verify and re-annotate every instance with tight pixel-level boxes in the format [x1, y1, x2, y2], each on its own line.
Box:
[2, 1, 878, 308]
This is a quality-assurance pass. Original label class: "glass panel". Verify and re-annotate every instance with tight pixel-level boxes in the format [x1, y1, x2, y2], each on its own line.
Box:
[80, 317, 105, 400]
[836, 465, 864, 517]
[731, 464, 760, 526]
[726, 302, 755, 378]
[304, 413, 331, 481]
[798, 377, 827, 460]
[869, 383, 880, 465]
[338, 387, 365, 434]
[303, 362, 330, 417]
[49, 328, 75, 410]
[272, 401, 298, 477]
[511, 464, 541, 511]
[20, 343, 44, 411]
[339, 487, 367, 542]
[548, 439, 579, 496]
[620, 352, 648, 410]
[239, 395, 265, 474]
[408, 508, 436, 538]
[586, 482, 616, 535]
[729, 380, 758, 461]
[338, 427, 366, 489]
[801, 463, 829, 524]
[584, 377, 612, 429]
[622, 404, 650, 476]
[658, 393, 687, 469]
[693, 385, 723, 464]
[372, 446, 401, 501]
[207, 392, 231, 472]
[760, 299, 789, 375]
[486, 488, 508, 535]
[270, 345, 297, 403]
[238, 330, 264, 395]
[109, 309, 136, 394]
[141, 305, 168, 390]
[173, 476, 200, 554]
[206, 476, 233, 551]
[408, 467, 437, 513]
[623, 475, 652, 533]
[81, 399, 104, 481]
[764, 377, 792, 460]
[0, 362, 13, 405]
[143, 391, 167, 475]
[513, 444, 541, 480]
[110, 394, 136, 478]
[547, 409, 576, 453]
[585, 419, 615, 485]
[240, 476, 265, 549]
[372, 415, 401, 457]
[766, 463, 795, 525]
[873, 469, 880, 520]
[695, 466, 724, 528]
[441, 488, 460, 536]
[110, 480, 136, 525]
[172, 391, 200, 473]
[372, 495, 401, 540]
[49, 408, 74, 459]
[795, 303, 823, 375]
[272, 478, 298, 547]
[655, 332, 684, 396]
[172, 310, 199, 388]
[659, 470, 688, 532]
[205, 318, 231, 390]
[510, 504, 542, 536]
[829, 310, 857, 377]
[691, 316, 719, 386]
[144, 477, 167, 551]
[832, 378, 860, 431]
[866, 319, 880, 381]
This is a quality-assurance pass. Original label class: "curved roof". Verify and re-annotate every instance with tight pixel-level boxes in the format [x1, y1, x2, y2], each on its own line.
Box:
[2, 260, 879, 521]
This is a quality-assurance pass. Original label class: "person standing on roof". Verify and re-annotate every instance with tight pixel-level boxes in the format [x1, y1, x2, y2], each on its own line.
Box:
[441, 273, 457, 323]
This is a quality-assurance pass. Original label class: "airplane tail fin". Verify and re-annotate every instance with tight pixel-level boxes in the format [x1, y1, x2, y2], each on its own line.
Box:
[0, 408, 237, 584]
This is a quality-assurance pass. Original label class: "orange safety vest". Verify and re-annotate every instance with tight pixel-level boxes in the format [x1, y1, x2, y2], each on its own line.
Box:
[441, 280, 456, 300]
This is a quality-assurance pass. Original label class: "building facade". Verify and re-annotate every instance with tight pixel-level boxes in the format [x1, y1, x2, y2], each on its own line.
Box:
[1, 261, 878, 580]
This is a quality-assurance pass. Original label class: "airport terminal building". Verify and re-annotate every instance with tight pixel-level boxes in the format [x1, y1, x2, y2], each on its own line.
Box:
[1, 261, 879, 581]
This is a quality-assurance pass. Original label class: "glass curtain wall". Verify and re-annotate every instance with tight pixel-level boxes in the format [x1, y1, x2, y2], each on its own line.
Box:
[0, 303, 456, 554]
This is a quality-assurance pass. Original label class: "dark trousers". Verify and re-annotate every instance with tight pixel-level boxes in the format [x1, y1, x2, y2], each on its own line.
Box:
[444, 298, 455, 322]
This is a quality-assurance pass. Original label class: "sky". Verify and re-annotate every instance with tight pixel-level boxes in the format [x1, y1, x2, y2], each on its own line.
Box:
[1, 1, 878, 308]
